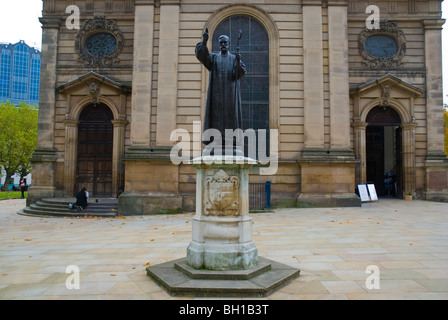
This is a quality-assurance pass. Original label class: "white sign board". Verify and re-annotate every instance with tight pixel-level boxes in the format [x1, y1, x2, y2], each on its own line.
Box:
[357, 184, 370, 202]
[367, 184, 378, 201]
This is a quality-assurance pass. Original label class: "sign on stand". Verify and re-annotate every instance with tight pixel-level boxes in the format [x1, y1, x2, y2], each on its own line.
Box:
[367, 184, 378, 201]
[357, 184, 379, 203]
[358, 184, 370, 202]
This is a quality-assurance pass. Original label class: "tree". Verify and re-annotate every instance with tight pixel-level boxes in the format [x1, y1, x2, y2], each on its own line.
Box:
[0, 102, 38, 190]
[444, 107, 448, 157]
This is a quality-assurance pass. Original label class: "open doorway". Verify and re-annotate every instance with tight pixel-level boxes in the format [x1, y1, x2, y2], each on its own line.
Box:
[366, 106, 403, 198]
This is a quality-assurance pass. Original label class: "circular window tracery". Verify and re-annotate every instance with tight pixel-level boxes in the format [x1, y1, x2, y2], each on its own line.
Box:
[85, 33, 118, 57]
[75, 16, 124, 68]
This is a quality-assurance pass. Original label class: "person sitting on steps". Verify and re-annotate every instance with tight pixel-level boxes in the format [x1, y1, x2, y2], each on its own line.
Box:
[75, 187, 88, 212]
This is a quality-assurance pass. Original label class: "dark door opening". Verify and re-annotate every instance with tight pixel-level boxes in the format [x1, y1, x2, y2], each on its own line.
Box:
[366, 107, 402, 198]
[76, 104, 114, 197]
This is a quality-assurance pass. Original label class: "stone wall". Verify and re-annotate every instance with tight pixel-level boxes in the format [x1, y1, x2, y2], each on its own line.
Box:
[30, 0, 447, 210]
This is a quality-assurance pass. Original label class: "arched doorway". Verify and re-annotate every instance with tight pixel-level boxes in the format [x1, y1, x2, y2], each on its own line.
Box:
[366, 106, 402, 197]
[76, 104, 114, 196]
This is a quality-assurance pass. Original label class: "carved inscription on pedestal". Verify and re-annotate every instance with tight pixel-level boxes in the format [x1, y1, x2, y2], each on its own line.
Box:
[204, 170, 239, 216]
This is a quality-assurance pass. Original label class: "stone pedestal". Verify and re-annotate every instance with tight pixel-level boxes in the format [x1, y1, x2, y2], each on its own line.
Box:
[186, 156, 258, 271]
[146, 155, 300, 297]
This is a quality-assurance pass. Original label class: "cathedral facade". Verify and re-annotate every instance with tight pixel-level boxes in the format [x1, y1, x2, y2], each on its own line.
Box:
[29, 0, 448, 213]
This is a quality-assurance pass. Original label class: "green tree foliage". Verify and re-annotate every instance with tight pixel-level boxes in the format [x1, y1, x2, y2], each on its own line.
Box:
[0, 102, 38, 190]
[445, 107, 448, 157]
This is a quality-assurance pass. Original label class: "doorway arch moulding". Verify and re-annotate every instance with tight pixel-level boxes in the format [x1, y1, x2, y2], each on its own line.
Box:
[57, 71, 130, 197]
[350, 73, 424, 198]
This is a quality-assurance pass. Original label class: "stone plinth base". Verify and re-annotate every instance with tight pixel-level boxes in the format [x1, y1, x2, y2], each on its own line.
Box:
[186, 156, 258, 271]
[146, 257, 300, 297]
[26, 186, 56, 207]
[186, 239, 258, 271]
[146, 155, 300, 297]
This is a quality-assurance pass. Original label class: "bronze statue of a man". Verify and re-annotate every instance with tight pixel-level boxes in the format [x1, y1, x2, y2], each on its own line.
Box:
[195, 28, 247, 155]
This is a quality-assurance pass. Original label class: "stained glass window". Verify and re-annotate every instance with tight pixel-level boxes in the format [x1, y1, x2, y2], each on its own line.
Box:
[213, 15, 270, 158]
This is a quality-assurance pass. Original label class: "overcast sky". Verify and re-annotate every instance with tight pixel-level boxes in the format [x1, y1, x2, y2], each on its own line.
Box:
[0, 0, 448, 103]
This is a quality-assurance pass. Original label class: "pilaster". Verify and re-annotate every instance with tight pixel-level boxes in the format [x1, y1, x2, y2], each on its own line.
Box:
[328, 2, 352, 154]
[423, 19, 445, 159]
[302, 3, 324, 152]
[422, 18, 448, 201]
[27, 16, 61, 205]
[352, 121, 368, 184]
[63, 120, 79, 197]
[402, 123, 417, 197]
[112, 119, 128, 197]
[156, 2, 180, 147]
[130, 0, 155, 147]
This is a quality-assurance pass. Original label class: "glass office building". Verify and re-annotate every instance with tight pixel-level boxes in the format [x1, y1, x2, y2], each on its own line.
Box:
[0, 40, 41, 106]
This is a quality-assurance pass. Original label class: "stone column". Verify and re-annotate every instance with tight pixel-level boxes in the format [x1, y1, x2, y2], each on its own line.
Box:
[402, 123, 417, 197]
[63, 119, 79, 197]
[423, 19, 445, 159]
[352, 121, 368, 183]
[423, 19, 448, 201]
[129, 0, 154, 148]
[112, 119, 128, 197]
[328, 2, 352, 153]
[156, 1, 180, 147]
[302, 3, 324, 153]
[27, 17, 61, 206]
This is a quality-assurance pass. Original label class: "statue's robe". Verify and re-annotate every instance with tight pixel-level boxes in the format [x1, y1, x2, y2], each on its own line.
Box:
[195, 41, 247, 147]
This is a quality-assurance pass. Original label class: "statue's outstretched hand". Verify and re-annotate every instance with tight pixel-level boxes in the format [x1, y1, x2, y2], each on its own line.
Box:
[203, 28, 209, 44]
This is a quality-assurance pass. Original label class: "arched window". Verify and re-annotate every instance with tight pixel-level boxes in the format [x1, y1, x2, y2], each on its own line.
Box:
[212, 15, 270, 157]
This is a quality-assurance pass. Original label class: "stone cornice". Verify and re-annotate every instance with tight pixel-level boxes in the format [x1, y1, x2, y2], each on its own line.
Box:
[39, 16, 62, 29]
[422, 19, 446, 30]
[350, 73, 424, 98]
[159, 0, 181, 4]
[327, 0, 348, 6]
[134, 0, 155, 5]
[57, 71, 132, 95]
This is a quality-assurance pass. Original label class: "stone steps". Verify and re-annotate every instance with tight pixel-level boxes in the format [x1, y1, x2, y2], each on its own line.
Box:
[18, 198, 118, 218]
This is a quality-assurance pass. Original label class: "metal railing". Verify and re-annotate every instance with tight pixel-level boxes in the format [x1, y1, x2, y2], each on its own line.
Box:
[249, 181, 271, 211]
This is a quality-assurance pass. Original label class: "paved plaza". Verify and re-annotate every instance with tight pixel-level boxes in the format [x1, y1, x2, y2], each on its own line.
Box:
[0, 198, 447, 300]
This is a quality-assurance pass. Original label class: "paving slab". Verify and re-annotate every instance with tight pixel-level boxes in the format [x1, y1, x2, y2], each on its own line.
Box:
[0, 198, 447, 300]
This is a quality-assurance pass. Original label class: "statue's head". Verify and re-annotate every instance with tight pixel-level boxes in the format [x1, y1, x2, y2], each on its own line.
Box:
[218, 35, 230, 54]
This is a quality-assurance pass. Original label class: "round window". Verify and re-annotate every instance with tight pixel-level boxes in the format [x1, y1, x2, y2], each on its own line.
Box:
[364, 35, 398, 59]
[85, 33, 117, 57]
